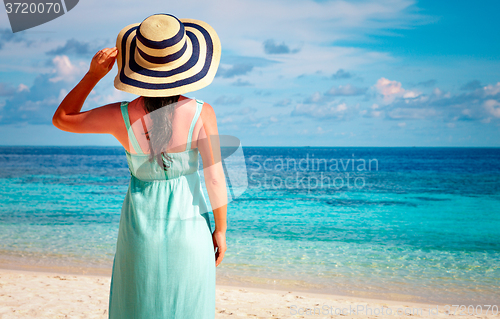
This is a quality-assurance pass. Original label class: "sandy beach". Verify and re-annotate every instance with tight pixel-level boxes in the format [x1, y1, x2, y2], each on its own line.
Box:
[1, 268, 494, 319]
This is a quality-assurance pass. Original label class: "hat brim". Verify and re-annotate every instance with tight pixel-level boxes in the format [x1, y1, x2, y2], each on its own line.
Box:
[114, 18, 221, 97]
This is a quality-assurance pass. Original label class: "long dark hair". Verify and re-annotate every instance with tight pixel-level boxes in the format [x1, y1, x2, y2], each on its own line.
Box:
[142, 95, 180, 171]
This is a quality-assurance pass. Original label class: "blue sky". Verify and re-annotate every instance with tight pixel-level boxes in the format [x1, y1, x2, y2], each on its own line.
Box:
[0, 0, 499, 147]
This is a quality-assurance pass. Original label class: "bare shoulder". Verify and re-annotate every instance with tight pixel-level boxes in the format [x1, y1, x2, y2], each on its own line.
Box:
[200, 102, 217, 132]
[198, 101, 219, 135]
[97, 101, 124, 125]
[200, 101, 217, 121]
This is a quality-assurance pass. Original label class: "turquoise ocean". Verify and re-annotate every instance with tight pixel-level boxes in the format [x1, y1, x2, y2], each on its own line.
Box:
[0, 146, 499, 305]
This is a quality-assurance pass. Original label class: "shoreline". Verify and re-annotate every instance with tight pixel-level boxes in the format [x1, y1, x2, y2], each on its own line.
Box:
[1, 258, 498, 308]
[0, 268, 471, 319]
[0, 267, 436, 308]
[0, 259, 446, 306]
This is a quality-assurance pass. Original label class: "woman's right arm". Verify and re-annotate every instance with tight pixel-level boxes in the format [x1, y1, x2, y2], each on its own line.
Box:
[198, 102, 228, 267]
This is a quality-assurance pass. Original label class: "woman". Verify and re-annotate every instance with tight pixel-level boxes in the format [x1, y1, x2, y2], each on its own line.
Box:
[52, 14, 227, 318]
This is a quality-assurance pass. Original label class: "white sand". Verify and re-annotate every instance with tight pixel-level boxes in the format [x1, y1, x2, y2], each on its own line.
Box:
[0, 268, 494, 318]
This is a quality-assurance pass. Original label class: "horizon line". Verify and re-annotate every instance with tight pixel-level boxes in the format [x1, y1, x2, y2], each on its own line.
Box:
[1, 145, 499, 148]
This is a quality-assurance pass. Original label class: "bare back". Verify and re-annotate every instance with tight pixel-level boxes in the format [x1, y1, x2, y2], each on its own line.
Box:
[120, 95, 204, 155]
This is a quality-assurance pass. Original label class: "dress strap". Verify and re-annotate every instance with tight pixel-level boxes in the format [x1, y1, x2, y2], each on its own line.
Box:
[120, 101, 144, 155]
[185, 99, 203, 151]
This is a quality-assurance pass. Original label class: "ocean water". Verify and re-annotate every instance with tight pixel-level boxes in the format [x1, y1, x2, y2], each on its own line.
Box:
[0, 146, 499, 305]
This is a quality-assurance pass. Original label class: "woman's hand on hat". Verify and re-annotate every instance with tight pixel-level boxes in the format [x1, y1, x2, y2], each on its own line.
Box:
[88, 47, 118, 80]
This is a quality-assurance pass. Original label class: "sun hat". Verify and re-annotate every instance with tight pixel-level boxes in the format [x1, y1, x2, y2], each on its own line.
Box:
[114, 13, 221, 97]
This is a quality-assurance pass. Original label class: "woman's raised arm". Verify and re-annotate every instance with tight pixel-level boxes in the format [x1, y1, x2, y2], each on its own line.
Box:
[52, 47, 119, 134]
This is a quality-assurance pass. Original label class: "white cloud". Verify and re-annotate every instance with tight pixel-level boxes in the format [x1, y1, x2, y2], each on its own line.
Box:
[371, 110, 383, 118]
[374, 77, 420, 103]
[292, 101, 349, 119]
[388, 107, 437, 120]
[274, 98, 291, 107]
[215, 95, 244, 105]
[99, 88, 132, 105]
[10, 0, 424, 84]
[483, 99, 500, 118]
[17, 84, 29, 92]
[403, 91, 419, 99]
[326, 84, 367, 96]
[360, 104, 383, 118]
[220, 117, 233, 124]
[375, 78, 403, 97]
[305, 92, 324, 104]
[368, 80, 500, 123]
[49, 55, 85, 83]
[482, 82, 500, 96]
[206, 0, 429, 52]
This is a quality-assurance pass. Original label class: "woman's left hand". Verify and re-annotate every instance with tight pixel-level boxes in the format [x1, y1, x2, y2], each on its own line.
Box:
[88, 47, 118, 80]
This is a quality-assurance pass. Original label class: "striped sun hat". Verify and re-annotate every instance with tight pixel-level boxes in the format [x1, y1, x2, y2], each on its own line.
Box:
[114, 14, 221, 97]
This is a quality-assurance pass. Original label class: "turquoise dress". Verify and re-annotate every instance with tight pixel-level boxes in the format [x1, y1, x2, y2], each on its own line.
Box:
[108, 99, 215, 319]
